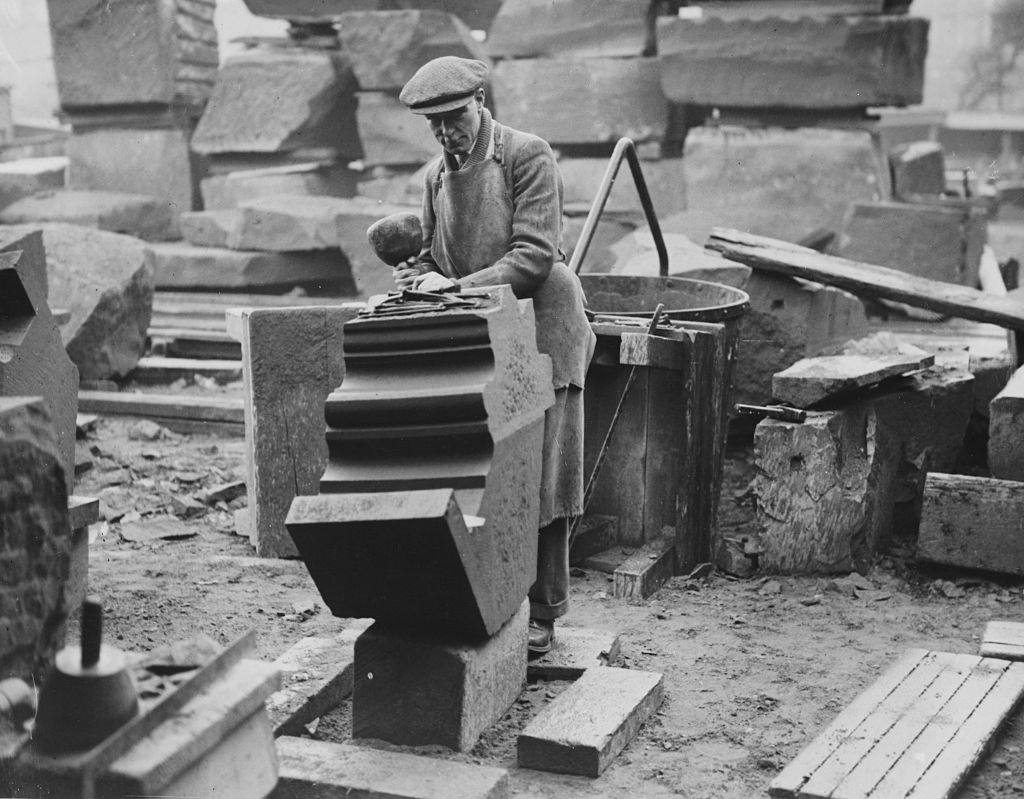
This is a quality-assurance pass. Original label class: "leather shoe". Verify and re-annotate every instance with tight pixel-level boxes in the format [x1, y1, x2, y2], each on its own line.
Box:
[528, 618, 554, 657]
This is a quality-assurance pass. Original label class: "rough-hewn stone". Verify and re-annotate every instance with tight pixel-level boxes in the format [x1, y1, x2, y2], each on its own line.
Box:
[0, 158, 67, 212]
[336, 11, 489, 91]
[352, 602, 528, 752]
[46, 0, 217, 112]
[200, 162, 357, 210]
[608, 230, 751, 285]
[488, 0, 651, 58]
[356, 92, 442, 167]
[558, 157, 687, 217]
[0, 397, 72, 685]
[659, 15, 929, 108]
[0, 190, 177, 242]
[192, 48, 361, 158]
[990, 364, 1024, 482]
[493, 58, 666, 146]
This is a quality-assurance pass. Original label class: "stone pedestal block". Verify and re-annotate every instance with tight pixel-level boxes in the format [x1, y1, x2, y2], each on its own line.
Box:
[192, 48, 361, 158]
[352, 601, 528, 752]
[889, 141, 946, 199]
[493, 58, 666, 146]
[0, 189, 177, 242]
[356, 92, 442, 167]
[658, 15, 929, 108]
[488, 0, 651, 58]
[0, 397, 72, 685]
[200, 162, 357, 210]
[835, 201, 986, 287]
[990, 364, 1024, 482]
[336, 11, 489, 91]
[0, 157, 67, 212]
[47, 0, 218, 112]
[0, 232, 78, 487]
[227, 304, 360, 557]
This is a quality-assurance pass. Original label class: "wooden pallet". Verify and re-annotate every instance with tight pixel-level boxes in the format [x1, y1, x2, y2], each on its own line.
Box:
[770, 649, 1024, 799]
[982, 620, 1024, 661]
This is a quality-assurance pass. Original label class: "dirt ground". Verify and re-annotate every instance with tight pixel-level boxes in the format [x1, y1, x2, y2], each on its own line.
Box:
[74, 414, 1024, 798]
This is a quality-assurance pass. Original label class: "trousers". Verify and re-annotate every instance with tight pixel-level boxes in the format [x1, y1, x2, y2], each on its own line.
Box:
[528, 517, 570, 620]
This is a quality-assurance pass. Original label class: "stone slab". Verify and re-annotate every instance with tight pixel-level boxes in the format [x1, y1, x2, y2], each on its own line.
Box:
[271, 737, 510, 799]
[200, 162, 358, 210]
[517, 667, 664, 777]
[528, 627, 620, 681]
[192, 48, 361, 158]
[990, 364, 1024, 481]
[889, 140, 946, 199]
[356, 92, 443, 167]
[0, 232, 78, 487]
[493, 58, 666, 146]
[267, 619, 372, 736]
[613, 540, 675, 600]
[771, 344, 934, 408]
[658, 15, 928, 108]
[46, 0, 218, 111]
[981, 620, 1024, 661]
[609, 230, 750, 285]
[227, 304, 359, 557]
[488, 0, 650, 58]
[988, 221, 1024, 266]
[0, 189, 177, 242]
[353, 601, 528, 752]
[145, 242, 354, 295]
[834, 201, 987, 287]
[0, 157, 67, 211]
[336, 10, 490, 91]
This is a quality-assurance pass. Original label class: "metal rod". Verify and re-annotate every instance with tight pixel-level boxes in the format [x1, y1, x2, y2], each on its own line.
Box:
[80, 596, 102, 669]
[568, 137, 669, 277]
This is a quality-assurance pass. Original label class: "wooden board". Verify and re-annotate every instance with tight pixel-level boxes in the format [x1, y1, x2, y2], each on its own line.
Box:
[770, 649, 1024, 799]
[916, 473, 1024, 576]
[982, 621, 1024, 661]
[707, 228, 1024, 334]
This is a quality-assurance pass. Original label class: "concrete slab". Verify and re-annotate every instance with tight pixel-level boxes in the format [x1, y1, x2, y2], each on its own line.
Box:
[528, 627, 620, 681]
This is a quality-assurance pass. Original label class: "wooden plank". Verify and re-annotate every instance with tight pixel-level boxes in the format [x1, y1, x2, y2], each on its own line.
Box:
[78, 391, 244, 424]
[619, 332, 686, 371]
[613, 539, 675, 600]
[706, 228, 1024, 333]
[916, 473, 1024, 576]
[907, 662, 1024, 798]
[981, 642, 1024, 661]
[769, 649, 930, 797]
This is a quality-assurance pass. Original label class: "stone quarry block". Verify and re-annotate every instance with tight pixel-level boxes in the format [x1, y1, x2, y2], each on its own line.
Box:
[528, 627, 621, 681]
[0, 189, 177, 242]
[771, 344, 934, 408]
[517, 667, 664, 777]
[288, 287, 554, 636]
[192, 48, 361, 158]
[336, 11, 489, 91]
[46, 0, 218, 111]
[988, 220, 1024, 266]
[0, 157, 67, 211]
[613, 540, 675, 600]
[4, 224, 154, 381]
[227, 304, 360, 558]
[917, 473, 1024, 576]
[355, 164, 427, 206]
[658, 15, 929, 108]
[889, 141, 946, 198]
[488, 0, 651, 58]
[66, 126, 194, 229]
[558, 157, 687, 217]
[272, 737, 510, 799]
[200, 162, 358, 210]
[834, 201, 987, 287]
[356, 92, 443, 167]
[0, 232, 78, 487]
[145, 242, 354, 295]
[563, 213, 641, 274]
[0, 397, 72, 685]
[353, 601, 528, 752]
[493, 58, 667, 146]
[608, 230, 751, 285]
[990, 364, 1024, 482]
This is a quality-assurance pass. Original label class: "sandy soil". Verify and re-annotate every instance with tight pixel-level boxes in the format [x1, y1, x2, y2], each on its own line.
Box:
[74, 416, 1024, 798]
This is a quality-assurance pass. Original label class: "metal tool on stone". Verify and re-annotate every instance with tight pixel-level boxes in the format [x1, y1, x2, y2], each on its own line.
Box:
[33, 596, 139, 754]
[734, 403, 807, 423]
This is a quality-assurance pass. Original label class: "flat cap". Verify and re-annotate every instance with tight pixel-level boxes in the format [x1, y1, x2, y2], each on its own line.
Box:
[399, 56, 489, 115]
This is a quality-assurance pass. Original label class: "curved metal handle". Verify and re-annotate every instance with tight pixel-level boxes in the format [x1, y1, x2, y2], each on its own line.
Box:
[567, 137, 669, 277]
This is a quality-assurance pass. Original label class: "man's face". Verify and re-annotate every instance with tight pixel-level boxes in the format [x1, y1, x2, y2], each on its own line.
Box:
[427, 94, 483, 157]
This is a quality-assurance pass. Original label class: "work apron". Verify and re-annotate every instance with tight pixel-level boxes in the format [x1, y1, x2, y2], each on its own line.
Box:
[429, 131, 594, 523]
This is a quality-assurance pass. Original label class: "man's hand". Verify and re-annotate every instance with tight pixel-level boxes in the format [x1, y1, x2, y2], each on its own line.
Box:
[413, 272, 457, 292]
[392, 257, 423, 290]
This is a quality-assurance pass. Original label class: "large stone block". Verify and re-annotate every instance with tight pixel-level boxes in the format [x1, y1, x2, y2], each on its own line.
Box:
[990, 365, 1024, 482]
[243, 0, 503, 30]
[4, 224, 154, 382]
[0, 158, 67, 212]
[287, 287, 554, 636]
[658, 15, 929, 108]
[608, 230, 751, 286]
[558, 157, 687, 217]
[336, 11, 489, 91]
[356, 92, 442, 167]
[889, 141, 946, 199]
[834, 201, 986, 287]
[488, 0, 651, 58]
[192, 48, 361, 158]
[227, 304, 360, 557]
[0, 190, 177, 242]
[47, 0, 218, 112]
[352, 601, 528, 752]
[493, 58, 667, 146]
[988, 221, 1024, 265]
[145, 242, 354, 295]
[200, 162, 358, 210]
[0, 233, 78, 487]
[0, 397, 72, 684]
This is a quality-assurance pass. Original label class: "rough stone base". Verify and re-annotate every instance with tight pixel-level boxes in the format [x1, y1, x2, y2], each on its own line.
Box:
[990, 364, 1024, 481]
[353, 601, 528, 752]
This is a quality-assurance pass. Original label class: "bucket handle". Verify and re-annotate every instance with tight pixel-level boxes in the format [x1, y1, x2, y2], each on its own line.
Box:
[568, 137, 669, 278]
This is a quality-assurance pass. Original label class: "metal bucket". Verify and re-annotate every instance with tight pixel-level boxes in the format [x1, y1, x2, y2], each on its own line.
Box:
[579, 274, 750, 324]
